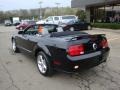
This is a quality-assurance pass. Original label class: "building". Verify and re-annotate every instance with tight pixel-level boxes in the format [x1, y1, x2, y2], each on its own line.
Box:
[71, 0, 120, 23]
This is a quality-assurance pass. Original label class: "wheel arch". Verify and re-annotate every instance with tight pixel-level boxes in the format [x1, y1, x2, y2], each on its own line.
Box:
[34, 45, 51, 58]
[34, 47, 44, 57]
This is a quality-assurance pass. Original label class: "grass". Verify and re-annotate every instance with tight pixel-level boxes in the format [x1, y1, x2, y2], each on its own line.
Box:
[92, 23, 120, 30]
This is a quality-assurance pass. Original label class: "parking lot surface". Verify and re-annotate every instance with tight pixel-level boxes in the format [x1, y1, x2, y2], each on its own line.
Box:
[0, 26, 120, 90]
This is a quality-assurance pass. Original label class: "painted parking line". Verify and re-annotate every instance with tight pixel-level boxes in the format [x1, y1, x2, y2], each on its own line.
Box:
[108, 37, 120, 42]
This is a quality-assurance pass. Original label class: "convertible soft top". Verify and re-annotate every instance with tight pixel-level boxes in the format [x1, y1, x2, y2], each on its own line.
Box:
[50, 31, 88, 37]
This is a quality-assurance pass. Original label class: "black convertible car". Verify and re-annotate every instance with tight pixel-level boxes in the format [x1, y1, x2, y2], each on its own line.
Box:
[62, 20, 92, 31]
[11, 24, 110, 76]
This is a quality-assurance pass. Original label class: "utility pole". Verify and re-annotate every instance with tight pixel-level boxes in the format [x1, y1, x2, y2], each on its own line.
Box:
[55, 3, 60, 15]
[39, 1, 43, 20]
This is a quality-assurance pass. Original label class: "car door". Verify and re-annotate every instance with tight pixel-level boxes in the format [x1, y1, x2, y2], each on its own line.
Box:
[15, 33, 26, 50]
[15, 25, 32, 51]
[22, 25, 40, 53]
[15, 27, 32, 52]
[53, 16, 60, 24]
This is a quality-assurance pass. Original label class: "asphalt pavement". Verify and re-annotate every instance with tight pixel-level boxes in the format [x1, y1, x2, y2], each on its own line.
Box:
[0, 26, 120, 90]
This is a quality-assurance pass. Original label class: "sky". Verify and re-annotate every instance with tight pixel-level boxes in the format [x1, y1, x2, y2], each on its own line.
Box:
[0, 0, 71, 11]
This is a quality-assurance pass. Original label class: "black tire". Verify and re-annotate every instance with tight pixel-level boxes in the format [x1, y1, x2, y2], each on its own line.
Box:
[37, 51, 53, 76]
[12, 39, 20, 53]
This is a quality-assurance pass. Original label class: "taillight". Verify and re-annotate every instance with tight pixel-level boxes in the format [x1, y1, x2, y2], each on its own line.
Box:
[67, 44, 84, 56]
[100, 39, 108, 48]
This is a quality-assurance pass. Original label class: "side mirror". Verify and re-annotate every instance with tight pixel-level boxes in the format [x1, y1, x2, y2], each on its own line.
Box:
[18, 31, 24, 34]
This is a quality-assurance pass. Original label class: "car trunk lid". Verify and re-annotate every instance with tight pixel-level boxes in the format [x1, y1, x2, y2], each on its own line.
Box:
[66, 34, 108, 56]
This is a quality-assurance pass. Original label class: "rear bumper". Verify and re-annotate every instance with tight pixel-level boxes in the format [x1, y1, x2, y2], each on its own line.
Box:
[53, 48, 110, 72]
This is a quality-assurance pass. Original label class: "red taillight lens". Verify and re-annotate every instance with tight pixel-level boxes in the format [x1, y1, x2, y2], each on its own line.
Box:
[100, 39, 108, 48]
[68, 44, 84, 56]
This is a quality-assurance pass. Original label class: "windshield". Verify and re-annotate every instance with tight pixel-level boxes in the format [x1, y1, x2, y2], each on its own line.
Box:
[67, 19, 81, 24]
[5, 20, 11, 23]
[39, 25, 64, 35]
[28, 21, 36, 24]
[26, 25, 64, 35]
[67, 20, 75, 24]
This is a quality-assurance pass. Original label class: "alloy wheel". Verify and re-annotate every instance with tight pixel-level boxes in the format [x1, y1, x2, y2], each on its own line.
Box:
[12, 40, 16, 52]
[37, 54, 47, 74]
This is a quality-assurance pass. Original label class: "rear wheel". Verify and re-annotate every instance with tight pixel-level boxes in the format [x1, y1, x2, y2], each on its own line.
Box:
[70, 27, 75, 31]
[12, 39, 20, 53]
[37, 51, 53, 76]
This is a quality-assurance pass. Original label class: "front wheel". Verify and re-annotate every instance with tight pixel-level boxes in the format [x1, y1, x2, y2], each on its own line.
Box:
[88, 25, 92, 30]
[70, 27, 75, 31]
[20, 27, 23, 30]
[12, 39, 20, 53]
[37, 52, 53, 76]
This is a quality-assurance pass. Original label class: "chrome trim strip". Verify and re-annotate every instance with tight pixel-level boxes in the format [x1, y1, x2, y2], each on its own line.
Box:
[18, 46, 32, 53]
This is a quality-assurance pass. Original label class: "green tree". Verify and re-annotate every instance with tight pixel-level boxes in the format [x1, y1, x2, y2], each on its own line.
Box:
[76, 10, 86, 21]
[0, 11, 5, 23]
